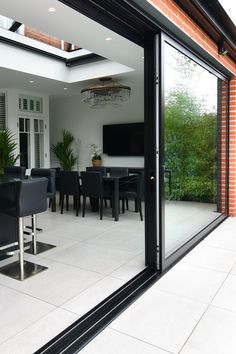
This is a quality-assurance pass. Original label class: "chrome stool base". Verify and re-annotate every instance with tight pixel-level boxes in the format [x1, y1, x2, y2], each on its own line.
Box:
[0, 260, 47, 281]
[26, 241, 55, 255]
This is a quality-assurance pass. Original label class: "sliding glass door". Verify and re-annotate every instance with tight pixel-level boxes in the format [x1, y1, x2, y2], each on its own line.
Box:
[160, 35, 229, 269]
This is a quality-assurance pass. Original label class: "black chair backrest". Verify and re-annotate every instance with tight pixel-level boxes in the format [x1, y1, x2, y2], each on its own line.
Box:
[120, 172, 144, 199]
[86, 166, 107, 176]
[110, 167, 128, 177]
[31, 168, 56, 195]
[4, 166, 26, 177]
[60, 171, 80, 195]
[51, 167, 61, 191]
[81, 171, 103, 198]
[14, 178, 48, 217]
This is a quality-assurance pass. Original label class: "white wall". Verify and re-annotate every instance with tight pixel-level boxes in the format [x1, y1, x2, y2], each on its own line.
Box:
[49, 75, 144, 171]
[1, 88, 50, 168]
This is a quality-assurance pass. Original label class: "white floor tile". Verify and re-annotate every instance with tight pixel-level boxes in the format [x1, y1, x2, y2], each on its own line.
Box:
[110, 289, 207, 353]
[47, 243, 137, 275]
[180, 305, 236, 354]
[80, 328, 169, 354]
[110, 254, 145, 281]
[0, 308, 78, 354]
[181, 244, 236, 273]
[62, 276, 125, 315]
[0, 285, 54, 344]
[151, 263, 227, 303]
[0, 259, 103, 306]
[212, 274, 236, 312]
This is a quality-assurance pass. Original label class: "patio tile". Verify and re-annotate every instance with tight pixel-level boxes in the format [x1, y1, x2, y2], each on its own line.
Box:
[151, 262, 227, 303]
[180, 305, 236, 354]
[181, 244, 236, 273]
[212, 274, 236, 312]
[109, 288, 207, 353]
[80, 328, 169, 354]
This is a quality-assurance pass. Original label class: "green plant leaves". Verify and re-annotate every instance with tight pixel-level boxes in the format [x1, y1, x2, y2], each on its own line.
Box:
[0, 128, 20, 174]
[51, 129, 78, 171]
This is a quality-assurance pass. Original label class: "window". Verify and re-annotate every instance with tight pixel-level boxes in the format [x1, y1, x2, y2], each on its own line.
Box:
[19, 95, 43, 113]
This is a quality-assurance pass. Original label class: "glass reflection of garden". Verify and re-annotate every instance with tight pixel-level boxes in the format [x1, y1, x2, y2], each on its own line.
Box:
[164, 88, 216, 203]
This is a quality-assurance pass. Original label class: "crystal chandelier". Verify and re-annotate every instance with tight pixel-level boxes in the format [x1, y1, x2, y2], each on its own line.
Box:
[81, 77, 131, 108]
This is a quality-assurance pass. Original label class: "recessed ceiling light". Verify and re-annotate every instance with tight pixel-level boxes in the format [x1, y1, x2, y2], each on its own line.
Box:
[29, 80, 34, 83]
[63, 87, 68, 90]
[48, 7, 56, 13]
[105, 37, 112, 41]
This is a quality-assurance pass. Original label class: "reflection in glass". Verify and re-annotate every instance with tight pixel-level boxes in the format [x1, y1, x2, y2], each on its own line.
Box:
[164, 43, 227, 257]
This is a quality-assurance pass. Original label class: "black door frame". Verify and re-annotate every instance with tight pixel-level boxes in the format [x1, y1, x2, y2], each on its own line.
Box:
[159, 32, 230, 271]
[36, 1, 229, 352]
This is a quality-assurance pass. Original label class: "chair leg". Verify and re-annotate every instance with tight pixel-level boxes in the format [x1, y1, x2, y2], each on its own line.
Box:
[139, 199, 143, 221]
[126, 198, 129, 210]
[51, 197, 56, 212]
[60, 194, 64, 214]
[66, 195, 69, 211]
[100, 198, 103, 220]
[122, 198, 125, 213]
[82, 196, 86, 217]
[76, 196, 79, 217]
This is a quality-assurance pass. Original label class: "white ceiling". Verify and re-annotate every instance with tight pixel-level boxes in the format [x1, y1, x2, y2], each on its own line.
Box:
[0, 0, 144, 97]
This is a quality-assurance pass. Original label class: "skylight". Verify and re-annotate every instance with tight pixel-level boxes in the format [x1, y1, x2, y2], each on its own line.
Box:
[0, 14, 80, 55]
[218, 0, 236, 25]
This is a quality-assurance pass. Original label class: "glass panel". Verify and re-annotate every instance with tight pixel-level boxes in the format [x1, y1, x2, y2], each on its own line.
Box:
[19, 132, 30, 168]
[39, 119, 44, 132]
[19, 118, 24, 132]
[25, 119, 30, 132]
[34, 133, 44, 168]
[34, 119, 38, 132]
[163, 42, 227, 257]
[30, 99, 34, 111]
[23, 98, 28, 111]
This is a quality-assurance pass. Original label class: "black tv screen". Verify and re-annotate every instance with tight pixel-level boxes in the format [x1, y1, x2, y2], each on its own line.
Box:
[103, 123, 144, 156]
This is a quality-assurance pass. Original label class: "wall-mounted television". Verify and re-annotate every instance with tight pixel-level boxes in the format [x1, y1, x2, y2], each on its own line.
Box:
[103, 122, 144, 156]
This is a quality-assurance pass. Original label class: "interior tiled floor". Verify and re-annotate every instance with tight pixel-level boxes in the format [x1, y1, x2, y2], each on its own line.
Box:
[79, 217, 236, 354]
[0, 200, 145, 353]
[0, 200, 230, 353]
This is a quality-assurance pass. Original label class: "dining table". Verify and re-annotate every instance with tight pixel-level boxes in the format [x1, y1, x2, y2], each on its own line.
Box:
[90, 175, 135, 222]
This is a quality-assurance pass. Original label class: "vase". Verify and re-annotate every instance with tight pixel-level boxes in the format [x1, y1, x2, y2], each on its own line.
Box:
[92, 159, 102, 167]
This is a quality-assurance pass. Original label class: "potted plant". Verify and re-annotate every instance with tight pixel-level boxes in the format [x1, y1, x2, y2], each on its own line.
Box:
[89, 143, 102, 166]
[51, 129, 78, 171]
[0, 128, 20, 174]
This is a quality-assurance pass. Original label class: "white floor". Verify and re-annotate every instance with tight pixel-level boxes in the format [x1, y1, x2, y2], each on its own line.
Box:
[0, 201, 145, 353]
[0, 200, 227, 353]
[79, 217, 236, 354]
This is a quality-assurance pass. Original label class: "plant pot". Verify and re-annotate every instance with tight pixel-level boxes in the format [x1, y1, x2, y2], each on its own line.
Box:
[92, 159, 102, 167]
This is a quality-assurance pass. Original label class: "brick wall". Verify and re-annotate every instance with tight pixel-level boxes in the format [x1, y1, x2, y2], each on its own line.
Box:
[149, 0, 236, 215]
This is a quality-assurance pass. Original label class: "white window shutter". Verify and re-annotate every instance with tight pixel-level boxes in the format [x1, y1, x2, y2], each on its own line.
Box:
[0, 93, 6, 130]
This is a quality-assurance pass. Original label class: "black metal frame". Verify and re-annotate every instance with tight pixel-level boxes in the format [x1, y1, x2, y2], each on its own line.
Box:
[12, 0, 229, 352]
[159, 32, 230, 270]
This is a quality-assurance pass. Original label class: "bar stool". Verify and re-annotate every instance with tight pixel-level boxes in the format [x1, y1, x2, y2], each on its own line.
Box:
[25, 168, 56, 255]
[0, 178, 48, 280]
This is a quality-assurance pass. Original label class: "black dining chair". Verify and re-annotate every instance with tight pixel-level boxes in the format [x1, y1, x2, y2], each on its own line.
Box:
[0, 178, 48, 280]
[81, 171, 112, 220]
[110, 167, 129, 177]
[31, 168, 56, 212]
[4, 166, 26, 177]
[119, 172, 144, 221]
[60, 171, 81, 216]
